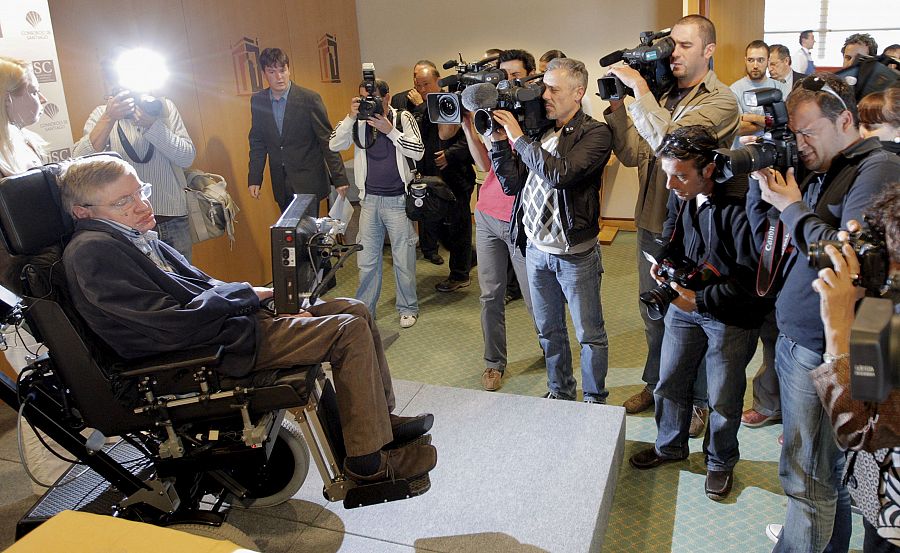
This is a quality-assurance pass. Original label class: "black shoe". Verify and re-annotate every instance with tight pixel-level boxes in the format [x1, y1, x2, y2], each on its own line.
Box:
[424, 252, 444, 265]
[629, 446, 687, 470]
[705, 469, 733, 501]
[435, 278, 470, 292]
[504, 290, 523, 304]
[385, 413, 434, 449]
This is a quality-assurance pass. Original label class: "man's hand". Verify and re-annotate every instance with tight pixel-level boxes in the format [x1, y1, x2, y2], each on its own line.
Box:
[435, 150, 448, 169]
[248, 185, 261, 199]
[491, 110, 524, 143]
[251, 286, 274, 300]
[104, 91, 135, 121]
[606, 66, 651, 98]
[407, 89, 424, 107]
[133, 105, 158, 129]
[811, 242, 861, 350]
[335, 185, 349, 198]
[349, 97, 361, 119]
[669, 282, 698, 312]
[649, 262, 665, 285]
[366, 113, 394, 134]
[752, 167, 802, 212]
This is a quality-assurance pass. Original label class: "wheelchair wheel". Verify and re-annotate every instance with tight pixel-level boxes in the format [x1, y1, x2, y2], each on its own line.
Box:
[228, 417, 310, 508]
[167, 522, 258, 549]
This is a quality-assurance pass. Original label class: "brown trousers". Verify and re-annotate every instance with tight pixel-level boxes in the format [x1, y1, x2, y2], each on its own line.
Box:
[254, 298, 395, 456]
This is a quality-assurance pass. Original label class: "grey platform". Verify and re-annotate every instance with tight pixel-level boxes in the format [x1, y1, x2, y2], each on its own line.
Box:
[230, 380, 626, 553]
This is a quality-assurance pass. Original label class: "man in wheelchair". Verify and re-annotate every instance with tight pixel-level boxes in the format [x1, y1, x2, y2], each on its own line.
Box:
[57, 154, 437, 486]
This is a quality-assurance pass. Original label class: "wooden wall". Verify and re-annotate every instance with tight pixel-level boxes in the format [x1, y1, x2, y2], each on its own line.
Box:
[49, 0, 361, 284]
[686, 0, 767, 86]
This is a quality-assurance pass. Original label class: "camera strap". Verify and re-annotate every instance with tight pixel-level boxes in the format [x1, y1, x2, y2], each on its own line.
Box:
[756, 218, 792, 297]
[351, 119, 377, 150]
[116, 123, 154, 164]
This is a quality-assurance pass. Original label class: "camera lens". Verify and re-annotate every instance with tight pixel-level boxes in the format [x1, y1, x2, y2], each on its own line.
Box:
[639, 283, 680, 320]
[439, 95, 458, 119]
[715, 143, 778, 178]
[473, 109, 495, 135]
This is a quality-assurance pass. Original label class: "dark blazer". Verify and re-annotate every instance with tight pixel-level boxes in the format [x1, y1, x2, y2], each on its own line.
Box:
[248, 83, 349, 211]
[791, 70, 805, 90]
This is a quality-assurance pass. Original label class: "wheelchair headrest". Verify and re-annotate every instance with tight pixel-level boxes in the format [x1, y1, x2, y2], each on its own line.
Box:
[0, 163, 73, 255]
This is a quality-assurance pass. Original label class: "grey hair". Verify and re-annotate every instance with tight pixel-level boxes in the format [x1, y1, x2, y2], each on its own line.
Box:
[546, 57, 587, 90]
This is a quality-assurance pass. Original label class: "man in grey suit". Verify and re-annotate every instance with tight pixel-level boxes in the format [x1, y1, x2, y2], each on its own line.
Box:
[768, 44, 805, 91]
[248, 47, 349, 215]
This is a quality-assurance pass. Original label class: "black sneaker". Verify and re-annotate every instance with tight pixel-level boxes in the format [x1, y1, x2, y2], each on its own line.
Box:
[424, 252, 444, 265]
[435, 278, 470, 292]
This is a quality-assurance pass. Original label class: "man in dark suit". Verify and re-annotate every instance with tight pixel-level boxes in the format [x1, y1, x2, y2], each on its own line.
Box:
[768, 44, 805, 91]
[390, 60, 438, 114]
[248, 48, 349, 216]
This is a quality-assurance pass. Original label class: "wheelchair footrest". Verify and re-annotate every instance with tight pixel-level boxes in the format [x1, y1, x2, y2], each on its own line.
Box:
[342, 472, 432, 509]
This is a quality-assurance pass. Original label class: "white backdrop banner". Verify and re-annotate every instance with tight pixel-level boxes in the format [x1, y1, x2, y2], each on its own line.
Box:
[0, 0, 73, 163]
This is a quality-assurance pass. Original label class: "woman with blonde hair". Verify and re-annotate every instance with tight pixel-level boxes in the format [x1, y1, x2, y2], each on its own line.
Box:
[0, 56, 46, 177]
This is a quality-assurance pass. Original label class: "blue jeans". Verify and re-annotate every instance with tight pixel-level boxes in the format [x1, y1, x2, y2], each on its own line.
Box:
[773, 335, 851, 553]
[526, 243, 608, 401]
[155, 215, 192, 263]
[355, 194, 418, 318]
[475, 210, 534, 372]
[654, 305, 757, 470]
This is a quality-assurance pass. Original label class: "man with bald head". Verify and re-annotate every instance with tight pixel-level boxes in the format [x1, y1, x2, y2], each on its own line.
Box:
[391, 60, 439, 115]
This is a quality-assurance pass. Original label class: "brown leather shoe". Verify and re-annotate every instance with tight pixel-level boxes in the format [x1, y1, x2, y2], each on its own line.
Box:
[741, 408, 781, 428]
[705, 469, 733, 501]
[629, 446, 688, 470]
[482, 368, 502, 391]
[689, 406, 709, 438]
[344, 443, 437, 483]
[623, 388, 654, 414]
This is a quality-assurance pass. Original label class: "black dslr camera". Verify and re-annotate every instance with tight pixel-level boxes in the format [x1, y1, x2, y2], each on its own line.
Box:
[426, 54, 506, 125]
[597, 29, 675, 101]
[110, 87, 164, 118]
[640, 241, 717, 320]
[357, 63, 383, 121]
[808, 220, 893, 297]
[713, 88, 798, 182]
[471, 76, 551, 138]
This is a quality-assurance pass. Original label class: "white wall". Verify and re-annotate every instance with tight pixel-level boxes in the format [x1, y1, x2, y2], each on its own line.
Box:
[355, 0, 682, 220]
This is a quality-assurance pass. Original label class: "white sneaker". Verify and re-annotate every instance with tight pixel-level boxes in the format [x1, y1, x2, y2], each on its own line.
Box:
[766, 523, 782, 544]
[399, 314, 418, 328]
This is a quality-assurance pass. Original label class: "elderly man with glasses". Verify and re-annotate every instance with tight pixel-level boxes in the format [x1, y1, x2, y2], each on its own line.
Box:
[749, 73, 900, 552]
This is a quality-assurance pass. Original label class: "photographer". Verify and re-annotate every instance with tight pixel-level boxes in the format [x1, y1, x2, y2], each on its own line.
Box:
[749, 72, 900, 551]
[491, 57, 612, 403]
[810, 184, 900, 550]
[329, 78, 424, 328]
[603, 15, 740, 421]
[73, 64, 196, 261]
[628, 126, 769, 502]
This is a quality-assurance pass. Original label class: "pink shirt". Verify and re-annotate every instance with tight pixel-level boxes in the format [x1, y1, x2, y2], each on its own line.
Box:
[476, 167, 515, 222]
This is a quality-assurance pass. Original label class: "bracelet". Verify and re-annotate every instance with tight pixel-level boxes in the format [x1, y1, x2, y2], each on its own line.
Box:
[822, 352, 850, 364]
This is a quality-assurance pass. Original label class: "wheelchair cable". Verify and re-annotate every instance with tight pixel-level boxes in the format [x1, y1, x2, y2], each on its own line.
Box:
[16, 400, 91, 489]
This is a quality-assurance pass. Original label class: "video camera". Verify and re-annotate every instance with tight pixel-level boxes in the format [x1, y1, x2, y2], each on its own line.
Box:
[463, 75, 551, 138]
[597, 29, 675, 101]
[835, 53, 899, 102]
[639, 239, 720, 320]
[358, 63, 382, 121]
[712, 88, 798, 182]
[426, 54, 506, 125]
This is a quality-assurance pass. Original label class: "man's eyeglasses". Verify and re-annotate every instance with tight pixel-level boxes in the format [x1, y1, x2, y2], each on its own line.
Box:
[800, 76, 850, 113]
[81, 183, 152, 211]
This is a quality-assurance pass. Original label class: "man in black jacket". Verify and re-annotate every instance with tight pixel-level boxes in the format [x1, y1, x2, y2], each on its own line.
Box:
[248, 48, 349, 215]
[59, 155, 436, 485]
[628, 126, 769, 502]
[491, 57, 612, 403]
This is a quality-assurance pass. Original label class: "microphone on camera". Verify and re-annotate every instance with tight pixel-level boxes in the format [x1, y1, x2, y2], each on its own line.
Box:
[442, 59, 458, 70]
[461, 83, 499, 111]
[599, 49, 625, 67]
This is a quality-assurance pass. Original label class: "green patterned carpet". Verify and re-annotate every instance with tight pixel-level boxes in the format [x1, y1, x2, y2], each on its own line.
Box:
[331, 227, 864, 553]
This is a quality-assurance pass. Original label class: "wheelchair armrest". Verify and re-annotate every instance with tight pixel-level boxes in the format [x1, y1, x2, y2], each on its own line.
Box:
[118, 346, 224, 378]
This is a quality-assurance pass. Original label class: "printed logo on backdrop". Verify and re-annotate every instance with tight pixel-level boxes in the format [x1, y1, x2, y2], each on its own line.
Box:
[38, 100, 68, 133]
[232, 37, 264, 96]
[32, 60, 56, 83]
[318, 34, 340, 83]
[21, 10, 51, 40]
[43, 103, 59, 119]
[44, 147, 71, 163]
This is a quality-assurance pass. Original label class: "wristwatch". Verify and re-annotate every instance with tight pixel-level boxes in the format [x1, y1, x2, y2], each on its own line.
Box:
[822, 352, 850, 364]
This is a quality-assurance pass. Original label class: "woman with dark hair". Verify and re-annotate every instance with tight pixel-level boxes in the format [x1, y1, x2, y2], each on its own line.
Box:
[859, 88, 900, 155]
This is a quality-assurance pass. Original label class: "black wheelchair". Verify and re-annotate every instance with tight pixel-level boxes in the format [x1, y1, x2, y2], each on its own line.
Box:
[0, 162, 430, 546]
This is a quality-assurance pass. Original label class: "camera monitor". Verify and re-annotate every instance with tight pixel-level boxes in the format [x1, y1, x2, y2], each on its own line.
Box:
[270, 194, 321, 314]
